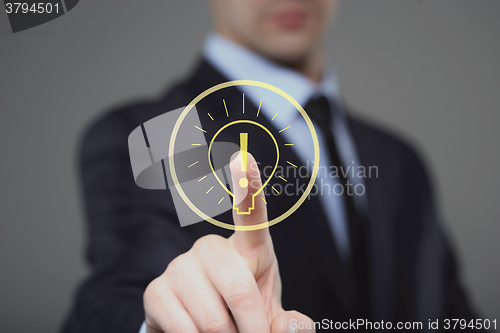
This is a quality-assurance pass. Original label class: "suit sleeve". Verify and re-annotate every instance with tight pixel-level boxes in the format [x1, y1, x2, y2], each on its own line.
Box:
[61, 108, 193, 333]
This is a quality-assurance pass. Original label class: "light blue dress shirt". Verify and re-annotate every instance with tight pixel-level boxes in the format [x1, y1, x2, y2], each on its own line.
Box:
[139, 33, 366, 333]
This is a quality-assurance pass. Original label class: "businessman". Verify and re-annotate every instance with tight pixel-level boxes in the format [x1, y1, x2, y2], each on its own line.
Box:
[63, 0, 480, 332]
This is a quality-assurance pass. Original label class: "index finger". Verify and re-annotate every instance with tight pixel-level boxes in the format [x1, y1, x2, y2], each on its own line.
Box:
[229, 151, 272, 258]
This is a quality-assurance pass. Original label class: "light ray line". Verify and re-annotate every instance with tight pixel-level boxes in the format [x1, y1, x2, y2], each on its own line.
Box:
[188, 161, 199, 168]
[287, 161, 298, 168]
[195, 126, 206, 133]
[271, 113, 278, 121]
[218, 197, 224, 204]
[284, 143, 294, 146]
[207, 113, 214, 121]
[198, 175, 207, 182]
[279, 176, 287, 182]
[261, 197, 267, 204]
[206, 186, 214, 194]
[272, 186, 280, 194]
[256, 99, 262, 117]
[279, 126, 291, 133]
[223, 99, 229, 117]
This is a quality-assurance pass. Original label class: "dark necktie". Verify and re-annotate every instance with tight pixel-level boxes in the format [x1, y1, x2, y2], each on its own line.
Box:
[305, 96, 369, 319]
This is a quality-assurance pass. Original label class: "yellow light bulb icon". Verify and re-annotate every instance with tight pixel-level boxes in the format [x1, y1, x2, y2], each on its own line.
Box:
[207, 120, 280, 215]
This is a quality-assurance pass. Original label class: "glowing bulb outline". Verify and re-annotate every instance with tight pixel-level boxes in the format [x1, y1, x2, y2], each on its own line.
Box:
[207, 120, 280, 215]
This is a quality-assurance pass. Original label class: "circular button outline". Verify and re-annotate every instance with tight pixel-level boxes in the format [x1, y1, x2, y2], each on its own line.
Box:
[168, 80, 320, 231]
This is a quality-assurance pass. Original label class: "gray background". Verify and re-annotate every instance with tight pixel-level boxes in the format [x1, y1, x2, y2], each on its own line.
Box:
[0, 1, 499, 332]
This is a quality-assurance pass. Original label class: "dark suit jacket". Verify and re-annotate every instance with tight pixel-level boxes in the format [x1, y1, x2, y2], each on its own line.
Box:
[62, 59, 479, 332]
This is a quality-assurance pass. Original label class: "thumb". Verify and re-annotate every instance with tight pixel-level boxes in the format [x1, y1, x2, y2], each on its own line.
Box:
[271, 310, 316, 333]
[229, 150, 272, 259]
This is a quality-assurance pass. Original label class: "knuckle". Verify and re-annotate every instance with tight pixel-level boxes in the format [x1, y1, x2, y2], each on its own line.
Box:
[166, 254, 184, 273]
[202, 316, 232, 333]
[225, 279, 257, 310]
[143, 277, 165, 305]
[192, 234, 229, 258]
[164, 254, 194, 286]
[193, 234, 225, 251]
[166, 252, 194, 277]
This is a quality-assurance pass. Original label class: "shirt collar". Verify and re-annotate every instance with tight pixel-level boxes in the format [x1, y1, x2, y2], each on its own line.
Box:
[203, 33, 342, 127]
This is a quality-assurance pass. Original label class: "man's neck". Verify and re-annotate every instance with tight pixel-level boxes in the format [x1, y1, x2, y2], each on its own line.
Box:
[281, 48, 324, 83]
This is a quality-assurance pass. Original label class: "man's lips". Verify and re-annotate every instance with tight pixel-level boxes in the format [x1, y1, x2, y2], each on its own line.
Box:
[272, 9, 308, 29]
